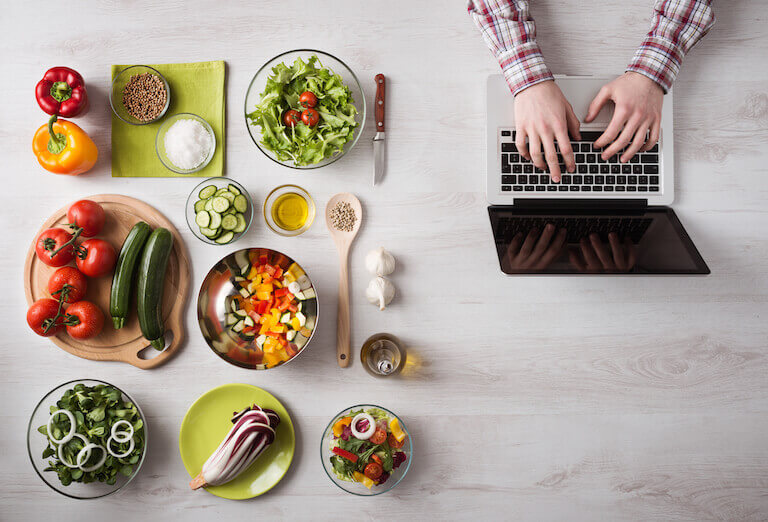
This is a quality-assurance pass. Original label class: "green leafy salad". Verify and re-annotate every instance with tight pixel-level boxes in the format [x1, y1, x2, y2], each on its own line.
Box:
[37, 383, 145, 486]
[246, 55, 359, 166]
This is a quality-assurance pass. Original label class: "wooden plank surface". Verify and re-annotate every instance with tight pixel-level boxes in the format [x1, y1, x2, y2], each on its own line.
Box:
[1, 1, 766, 520]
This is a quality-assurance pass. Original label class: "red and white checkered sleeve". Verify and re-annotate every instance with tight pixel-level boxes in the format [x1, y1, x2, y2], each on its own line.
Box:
[627, 0, 715, 93]
[468, 0, 553, 96]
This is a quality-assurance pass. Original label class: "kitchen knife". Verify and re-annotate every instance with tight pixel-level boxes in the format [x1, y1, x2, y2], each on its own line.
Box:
[372, 73, 386, 186]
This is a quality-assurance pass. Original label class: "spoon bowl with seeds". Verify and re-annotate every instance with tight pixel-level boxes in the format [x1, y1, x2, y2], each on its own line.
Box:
[326, 193, 363, 368]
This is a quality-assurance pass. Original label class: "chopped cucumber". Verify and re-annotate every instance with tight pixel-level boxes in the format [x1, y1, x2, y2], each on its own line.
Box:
[228, 184, 241, 195]
[296, 312, 306, 327]
[280, 312, 291, 324]
[195, 210, 210, 228]
[233, 214, 247, 233]
[232, 320, 245, 333]
[193, 183, 250, 244]
[212, 196, 230, 213]
[220, 191, 236, 203]
[204, 199, 214, 211]
[221, 214, 238, 231]
[243, 316, 255, 327]
[215, 231, 234, 244]
[233, 194, 248, 213]
[194, 199, 207, 213]
[209, 211, 222, 230]
[199, 227, 218, 238]
[226, 313, 238, 326]
[286, 329, 297, 342]
[234, 309, 248, 317]
[199, 185, 217, 199]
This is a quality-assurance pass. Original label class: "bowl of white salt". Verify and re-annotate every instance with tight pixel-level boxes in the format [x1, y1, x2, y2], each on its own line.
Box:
[155, 113, 216, 174]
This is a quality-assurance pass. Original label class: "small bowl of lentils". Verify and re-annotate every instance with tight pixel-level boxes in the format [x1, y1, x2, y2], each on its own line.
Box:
[110, 65, 170, 125]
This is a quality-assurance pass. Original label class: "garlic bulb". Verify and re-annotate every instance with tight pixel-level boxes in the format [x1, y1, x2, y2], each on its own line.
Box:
[366, 277, 395, 310]
[365, 247, 395, 276]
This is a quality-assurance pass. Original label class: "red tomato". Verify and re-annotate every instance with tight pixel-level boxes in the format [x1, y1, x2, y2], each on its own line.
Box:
[76, 239, 116, 277]
[35, 228, 75, 267]
[299, 91, 318, 108]
[388, 432, 405, 449]
[283, 109, 301, 128]
[370, 454, 383, 466]
[27, 298, 63, 337]
[369, 428, 387, 445]
[301, 108, 319, 127]
[64, 301, 104, 339]
[364, 462, 383, 480]
[67, 200, 105, 237]
[48, 266, 87, 303]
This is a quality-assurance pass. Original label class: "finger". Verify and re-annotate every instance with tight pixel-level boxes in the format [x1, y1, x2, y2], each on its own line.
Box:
[601, 115, 642, 161]
[640, 118, 661, 152]
[516, 129, 530, 160]
[541, 135, 561, 181]
[532, 223, 556, 259]
[565, 104, 582, 140]
[589, 233, 615, 269]
[529, 134, 546, 170]
[608, 232, 625, 268]
[539, 228, 567, 268]
[625, 236, 637, 270]
[585, 87, 611, 123]
[555, 128, 575, 173]
[507, 231, 523, 257]
[580, 238, 601, 269]
[568, 247, 587, 272]
[519, 228, 540, 258]
[621, 120, 652, 163]
[594, 108, 628, 150]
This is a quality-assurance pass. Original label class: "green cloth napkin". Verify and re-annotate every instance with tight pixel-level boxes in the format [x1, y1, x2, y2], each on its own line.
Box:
[111, 61, 226, 177]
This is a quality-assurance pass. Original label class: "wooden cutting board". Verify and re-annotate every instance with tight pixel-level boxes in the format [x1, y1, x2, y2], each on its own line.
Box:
[24, 194, 190, 369]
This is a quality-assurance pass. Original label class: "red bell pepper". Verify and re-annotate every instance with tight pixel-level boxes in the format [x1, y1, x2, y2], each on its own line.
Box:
[277, 298, 291, 312]
[275, 288, 290, 298]
[264, 264, 277, 277]
[287, 303, 298, 313]
[332, 446, 358, 463]
[258, 254, 268, 265]
[273, 267, 283, 279]
[256, 300, 270, 315]
[35, 67, 88, 117]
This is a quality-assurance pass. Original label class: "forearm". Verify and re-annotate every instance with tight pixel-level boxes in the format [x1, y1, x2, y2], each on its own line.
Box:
[467, 0, 553, 95]
[627, 0, 715, 93]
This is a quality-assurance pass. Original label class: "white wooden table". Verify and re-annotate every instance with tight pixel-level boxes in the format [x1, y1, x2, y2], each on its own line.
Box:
[2, 1, 767, 520]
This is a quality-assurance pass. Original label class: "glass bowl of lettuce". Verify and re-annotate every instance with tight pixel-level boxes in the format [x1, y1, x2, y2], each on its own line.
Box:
[245, 50, 366, 169]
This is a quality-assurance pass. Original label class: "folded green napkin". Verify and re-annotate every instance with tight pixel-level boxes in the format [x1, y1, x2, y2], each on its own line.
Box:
[111, 61, 226, 177]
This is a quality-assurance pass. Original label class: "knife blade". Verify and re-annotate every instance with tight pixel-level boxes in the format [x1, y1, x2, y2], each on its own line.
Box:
[373, 73, 386, 186]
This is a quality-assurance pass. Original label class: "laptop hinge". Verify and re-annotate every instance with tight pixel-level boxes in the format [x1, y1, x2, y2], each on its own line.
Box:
[512, 198, 647, 209]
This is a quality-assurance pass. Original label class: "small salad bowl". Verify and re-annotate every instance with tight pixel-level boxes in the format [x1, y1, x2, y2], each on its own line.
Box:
[321, 405, 412, 496]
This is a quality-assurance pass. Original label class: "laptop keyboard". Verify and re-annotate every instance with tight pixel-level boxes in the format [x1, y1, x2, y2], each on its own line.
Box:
[499, 130, 660, 194]
[495, 215, 653, 244]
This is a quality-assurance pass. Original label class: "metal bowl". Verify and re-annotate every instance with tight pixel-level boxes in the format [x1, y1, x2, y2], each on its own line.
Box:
[197, 248, 319, 369]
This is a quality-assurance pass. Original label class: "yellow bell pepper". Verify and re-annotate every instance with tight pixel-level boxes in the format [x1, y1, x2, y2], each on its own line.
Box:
[257, 283, 273, 293]
[270, 324, 285, 334]
[290, 317, 301, 330]
[389, 418, 407, 442]
[353, 471, 374, 489]
[247, 266, 259, 280]
[332, 417, 352, 437]
[255, 291, 271, 301]
[32, 115, 97, 175]
[263, 351, 282, 367]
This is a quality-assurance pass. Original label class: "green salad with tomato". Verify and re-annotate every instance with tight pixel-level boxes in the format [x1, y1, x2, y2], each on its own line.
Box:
[246, 55, 358, 166]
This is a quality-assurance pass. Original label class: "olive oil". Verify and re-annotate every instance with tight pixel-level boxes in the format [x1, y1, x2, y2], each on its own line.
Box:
[360, 333, 404, 377]
[271, 192, 308, 231]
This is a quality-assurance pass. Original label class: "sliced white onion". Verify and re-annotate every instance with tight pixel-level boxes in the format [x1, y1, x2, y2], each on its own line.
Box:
[110, 420, 134, 443]
[107, 434, 135, 458]
[77, 443, 107, 472]
[48, 409, 76, 445]
[351, 413, 375, 440]
[58, 433, 89, 468]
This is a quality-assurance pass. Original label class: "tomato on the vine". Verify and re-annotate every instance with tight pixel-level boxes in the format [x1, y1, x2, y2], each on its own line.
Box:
[67, 200, 105, 237]
[35, 228, 75, 267]
[299, 91, 318, 108]
[283, 109, 301, 128]
[76, 239, 116, 277]
[48, 266, 87, 303]
[64, 301, 104, 339]
[301, 108, 319, 127]
[27, 298, 63, 337]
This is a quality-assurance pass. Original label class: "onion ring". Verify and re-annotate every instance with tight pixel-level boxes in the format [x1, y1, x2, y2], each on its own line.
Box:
[77, 443, 107, 472]
[351, 413, 375, 440]
[47, 409, 76, 445]
[58, 433, 89, 469]
[110, 420, 134, 443]
[107, 434, 135, 458]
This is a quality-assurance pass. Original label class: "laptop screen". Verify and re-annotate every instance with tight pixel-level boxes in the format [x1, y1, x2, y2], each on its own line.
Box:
[489, 207, 709, 275]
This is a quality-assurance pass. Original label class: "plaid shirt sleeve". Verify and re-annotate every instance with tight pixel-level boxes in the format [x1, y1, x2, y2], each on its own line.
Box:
[627, 0, 715, 93]
[467, 0, 553, 96]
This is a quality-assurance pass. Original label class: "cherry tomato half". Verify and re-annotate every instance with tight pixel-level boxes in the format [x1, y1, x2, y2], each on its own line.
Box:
[369, 428, 387, 445]
[64, 301, 104, 339]
[299, 91, 318, 108]
[35, 228, 75, 267]
[388, 432, 405, 449]
[364, 462, 383, 480]
[67, 200, 105, 237]
[48, 266, 88, 303]
[301, 108, 319, 127]
[283, 109, 301, 128]
[370, 454, 383, 466]
[76, 239, 116, 277]
[27, 298, 63, 337]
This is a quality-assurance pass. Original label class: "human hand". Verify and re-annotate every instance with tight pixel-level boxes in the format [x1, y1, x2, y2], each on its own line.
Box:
[514, 80, 581, 182]
[586, 72, 663, 163]
[504, 223, 567, 272]
[568, 232, 636, 273]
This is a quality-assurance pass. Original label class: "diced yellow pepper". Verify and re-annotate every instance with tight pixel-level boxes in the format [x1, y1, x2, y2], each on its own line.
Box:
[389, 418, 407, 442]
[247, 266, 259, 280]
[257, 283, 273, 293]
[352, 472, 374, 489]
[284, 273, 295, 283]
[263, 351, 282, 367]
[264, 337, 278, 351]
[332, 416, 352, 437]
[270, 324, 285, 334]
[247, 281, 259, 293]
[273, 280, 282, 289]
[290, 317, 301, 330]
[256, 291, 270, 301]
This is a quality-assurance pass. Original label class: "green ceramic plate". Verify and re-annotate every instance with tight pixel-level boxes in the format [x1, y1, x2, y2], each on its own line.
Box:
[179, 383, 295, 499]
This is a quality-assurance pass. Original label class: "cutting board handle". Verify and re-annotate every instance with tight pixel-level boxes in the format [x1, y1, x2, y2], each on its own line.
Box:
[374, 73, 386, 132]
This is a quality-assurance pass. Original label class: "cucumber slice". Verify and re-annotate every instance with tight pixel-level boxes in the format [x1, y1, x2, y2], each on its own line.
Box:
[193, 199, 207, 213]
[226, 313, 238, 326]
[228, 184, 241, 195]
[232, 320, 245, 333]
[233, 214, 247, 233]
[199, 227, 218, 238]
[243, 316, 255, 327]
[195, 210, 210, 228]
[215, 231, 234, 244]
[209, 211, 222, 230]
[204, 199, 214, 211]
[215, 188, 228, 196]
[212, 196, 230, 213]
[220, 191, 236, 203]
[234, 309, 248, 317]
[233, 194, 248, 213]
[224, 207, 236, 215]
[221, 214, 238, 231]
[199, 185, 217, 199]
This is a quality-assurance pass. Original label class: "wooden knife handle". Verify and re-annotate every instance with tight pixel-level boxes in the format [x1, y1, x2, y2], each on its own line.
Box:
[374, 73, 385, 132]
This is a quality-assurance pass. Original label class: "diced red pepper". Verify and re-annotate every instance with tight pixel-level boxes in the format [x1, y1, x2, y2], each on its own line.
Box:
[332, 447, 358, 463]
[277, 299, 291, 312]
[278, 336, 288, 347]
[287, 304, 298, 313]
[247, 311, 261, 323]
[256, 301, 270, 315]
[242, 325, 258, 334]
[264, 264, 277, 277]
[275, 288, 290, 297]
[273, 267, 283, 279]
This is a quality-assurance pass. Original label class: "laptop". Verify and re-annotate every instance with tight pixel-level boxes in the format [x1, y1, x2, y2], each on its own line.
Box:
[486, 75, 709, 275]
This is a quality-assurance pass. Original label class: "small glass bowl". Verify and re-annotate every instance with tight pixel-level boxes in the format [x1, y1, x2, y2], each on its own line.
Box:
[156, 113, 217, 174]
[263, 185, 315, 237]
[320, 405, 412, 496]
[110, 65, 170, 125]
[26, 379, 148, 500]
[185, 177, 253, 245]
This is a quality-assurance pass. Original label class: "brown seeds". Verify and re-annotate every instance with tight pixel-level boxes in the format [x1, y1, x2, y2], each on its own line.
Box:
[122, 73, 167, 122]
[329, 201, 357, 232]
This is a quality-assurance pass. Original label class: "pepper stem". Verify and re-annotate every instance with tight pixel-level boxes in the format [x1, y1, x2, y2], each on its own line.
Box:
[50, 81, 72, 102]
[46, 115, 67, 155]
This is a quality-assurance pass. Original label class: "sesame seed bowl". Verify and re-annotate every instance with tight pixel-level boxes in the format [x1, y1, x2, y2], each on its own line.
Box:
[110, 65, 171, 126]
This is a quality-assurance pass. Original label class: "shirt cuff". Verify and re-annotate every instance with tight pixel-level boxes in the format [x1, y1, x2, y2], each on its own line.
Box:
[626, 35, 684, 94]
[498, 42, 554, 96]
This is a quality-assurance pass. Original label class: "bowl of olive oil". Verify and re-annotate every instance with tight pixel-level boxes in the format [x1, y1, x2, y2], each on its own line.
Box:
[264, 185, 315, 236]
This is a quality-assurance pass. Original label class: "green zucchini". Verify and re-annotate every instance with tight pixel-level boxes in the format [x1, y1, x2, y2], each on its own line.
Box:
[137, 228, 173, 350]
[110, 222, 152, 329]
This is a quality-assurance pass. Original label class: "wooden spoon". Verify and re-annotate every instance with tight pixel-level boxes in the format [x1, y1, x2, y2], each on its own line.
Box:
[326, 193, 363, 368]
